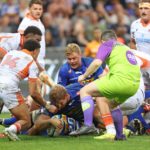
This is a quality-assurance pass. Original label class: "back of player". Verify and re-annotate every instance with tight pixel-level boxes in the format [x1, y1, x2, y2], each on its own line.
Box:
[0, 49, 38, 109]
[0, 50, 37, 91]
[96, 40, 140, 102]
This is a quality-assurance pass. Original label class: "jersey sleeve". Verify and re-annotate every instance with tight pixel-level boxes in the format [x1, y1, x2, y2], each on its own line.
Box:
[18, 18, 28, 33]
[57, 65, 68, 86]
[28, 61, 39, 81]
[96, 40, 114, 62]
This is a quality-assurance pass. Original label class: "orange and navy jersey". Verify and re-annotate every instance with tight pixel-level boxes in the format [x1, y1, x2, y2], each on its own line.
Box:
[130, 18, 150, 54]
[84, 40, 100, 58]
[0, 49, 39, 89]
[18, 13, 45, 59]
[0, 33, 23, 54]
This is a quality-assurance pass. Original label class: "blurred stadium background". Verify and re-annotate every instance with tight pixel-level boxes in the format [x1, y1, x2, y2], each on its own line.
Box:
[0, 0, 140, 111]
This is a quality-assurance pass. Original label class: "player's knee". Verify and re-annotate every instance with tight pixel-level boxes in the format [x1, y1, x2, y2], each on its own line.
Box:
[80, 86, 89, 96]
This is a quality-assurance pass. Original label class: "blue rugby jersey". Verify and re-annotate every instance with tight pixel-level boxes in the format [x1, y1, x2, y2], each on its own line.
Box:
[42, 83, 84, 122]
[58, 57, 103, 86]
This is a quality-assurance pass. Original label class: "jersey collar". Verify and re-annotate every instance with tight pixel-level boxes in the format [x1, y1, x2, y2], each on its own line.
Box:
[140, 19, 150, 27]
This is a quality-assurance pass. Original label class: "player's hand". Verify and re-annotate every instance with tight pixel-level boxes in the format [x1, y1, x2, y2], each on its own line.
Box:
[45, 103, 58, 113]
[50, 118, 63, 129]
[78, 75, 86, 84]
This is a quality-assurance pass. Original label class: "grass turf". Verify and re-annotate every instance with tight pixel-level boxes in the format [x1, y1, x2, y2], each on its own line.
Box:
[0, 113, 149, 150]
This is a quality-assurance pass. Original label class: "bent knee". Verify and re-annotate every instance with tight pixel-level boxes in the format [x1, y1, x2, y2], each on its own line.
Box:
[80, 86, 92, 96]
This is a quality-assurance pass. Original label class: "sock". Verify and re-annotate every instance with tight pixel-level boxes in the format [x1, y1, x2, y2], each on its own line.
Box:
[81, 96, 94, 126]
[3, 117, 17, 126]
[101, 113, 116, 135]
[6, 123, 21, 133]
[111, 108, 123, 138]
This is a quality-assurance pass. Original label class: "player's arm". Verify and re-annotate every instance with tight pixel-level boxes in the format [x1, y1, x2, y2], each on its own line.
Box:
[39, 71, 56, 87]
[130, 23, 136, 50]
[28, 62, 56, 112]
[28, 78, 57, 113]
[0, 47, 7, 61]
[130, 38, 136, 50]
[35, 60, 45, 72]
[94, 65, 104, 79]
[28, 78, 46, 107]
[78, 59, 102, 83]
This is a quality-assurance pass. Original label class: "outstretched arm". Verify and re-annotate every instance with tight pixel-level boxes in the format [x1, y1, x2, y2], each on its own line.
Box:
[78, 59, 102, 84]
[39, 71, 56, 87]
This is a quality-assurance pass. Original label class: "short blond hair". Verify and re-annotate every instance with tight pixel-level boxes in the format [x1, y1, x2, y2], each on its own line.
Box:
[65, 43, 81, 56]
[49, 84, 67, 104]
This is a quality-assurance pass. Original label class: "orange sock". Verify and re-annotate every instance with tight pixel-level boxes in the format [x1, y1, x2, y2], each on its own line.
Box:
[101, 113, 114, 126]
[101, 113, 116, 135]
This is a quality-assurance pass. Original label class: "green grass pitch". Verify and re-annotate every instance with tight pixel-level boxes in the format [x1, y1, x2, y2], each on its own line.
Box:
[0, 113, 149, 150]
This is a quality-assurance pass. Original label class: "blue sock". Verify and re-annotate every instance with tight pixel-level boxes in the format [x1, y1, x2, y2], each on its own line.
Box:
[3, 117, 17, 126]
[81, 96, 94, 126]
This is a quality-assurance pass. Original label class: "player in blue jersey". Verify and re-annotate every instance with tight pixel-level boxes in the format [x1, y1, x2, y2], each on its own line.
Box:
[58, 43, 104, 86]
[27, 83, 99, 135]
[27, 82, 129, 139]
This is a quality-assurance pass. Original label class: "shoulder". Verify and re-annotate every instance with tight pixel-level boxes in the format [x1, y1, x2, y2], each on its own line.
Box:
[20, 17, 30, 24]
[59, 62, 70, 71]
[131, 19, 140, 27]
[82, 57, 94, 67]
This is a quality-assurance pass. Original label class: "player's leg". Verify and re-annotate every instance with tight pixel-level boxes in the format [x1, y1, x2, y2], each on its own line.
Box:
[0, 48, 7, 61]
[69, 80, 102, 136]
[0, 116, 17, 126]
[94, 97, 117, 140]
[93, 76, 121, 140]
[28, 114, 51, 135]
[4, 102, 31, 141]
[28, 113, 63, 136]
[3, 92, 31, 141]
[116, 80, 145, 137]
